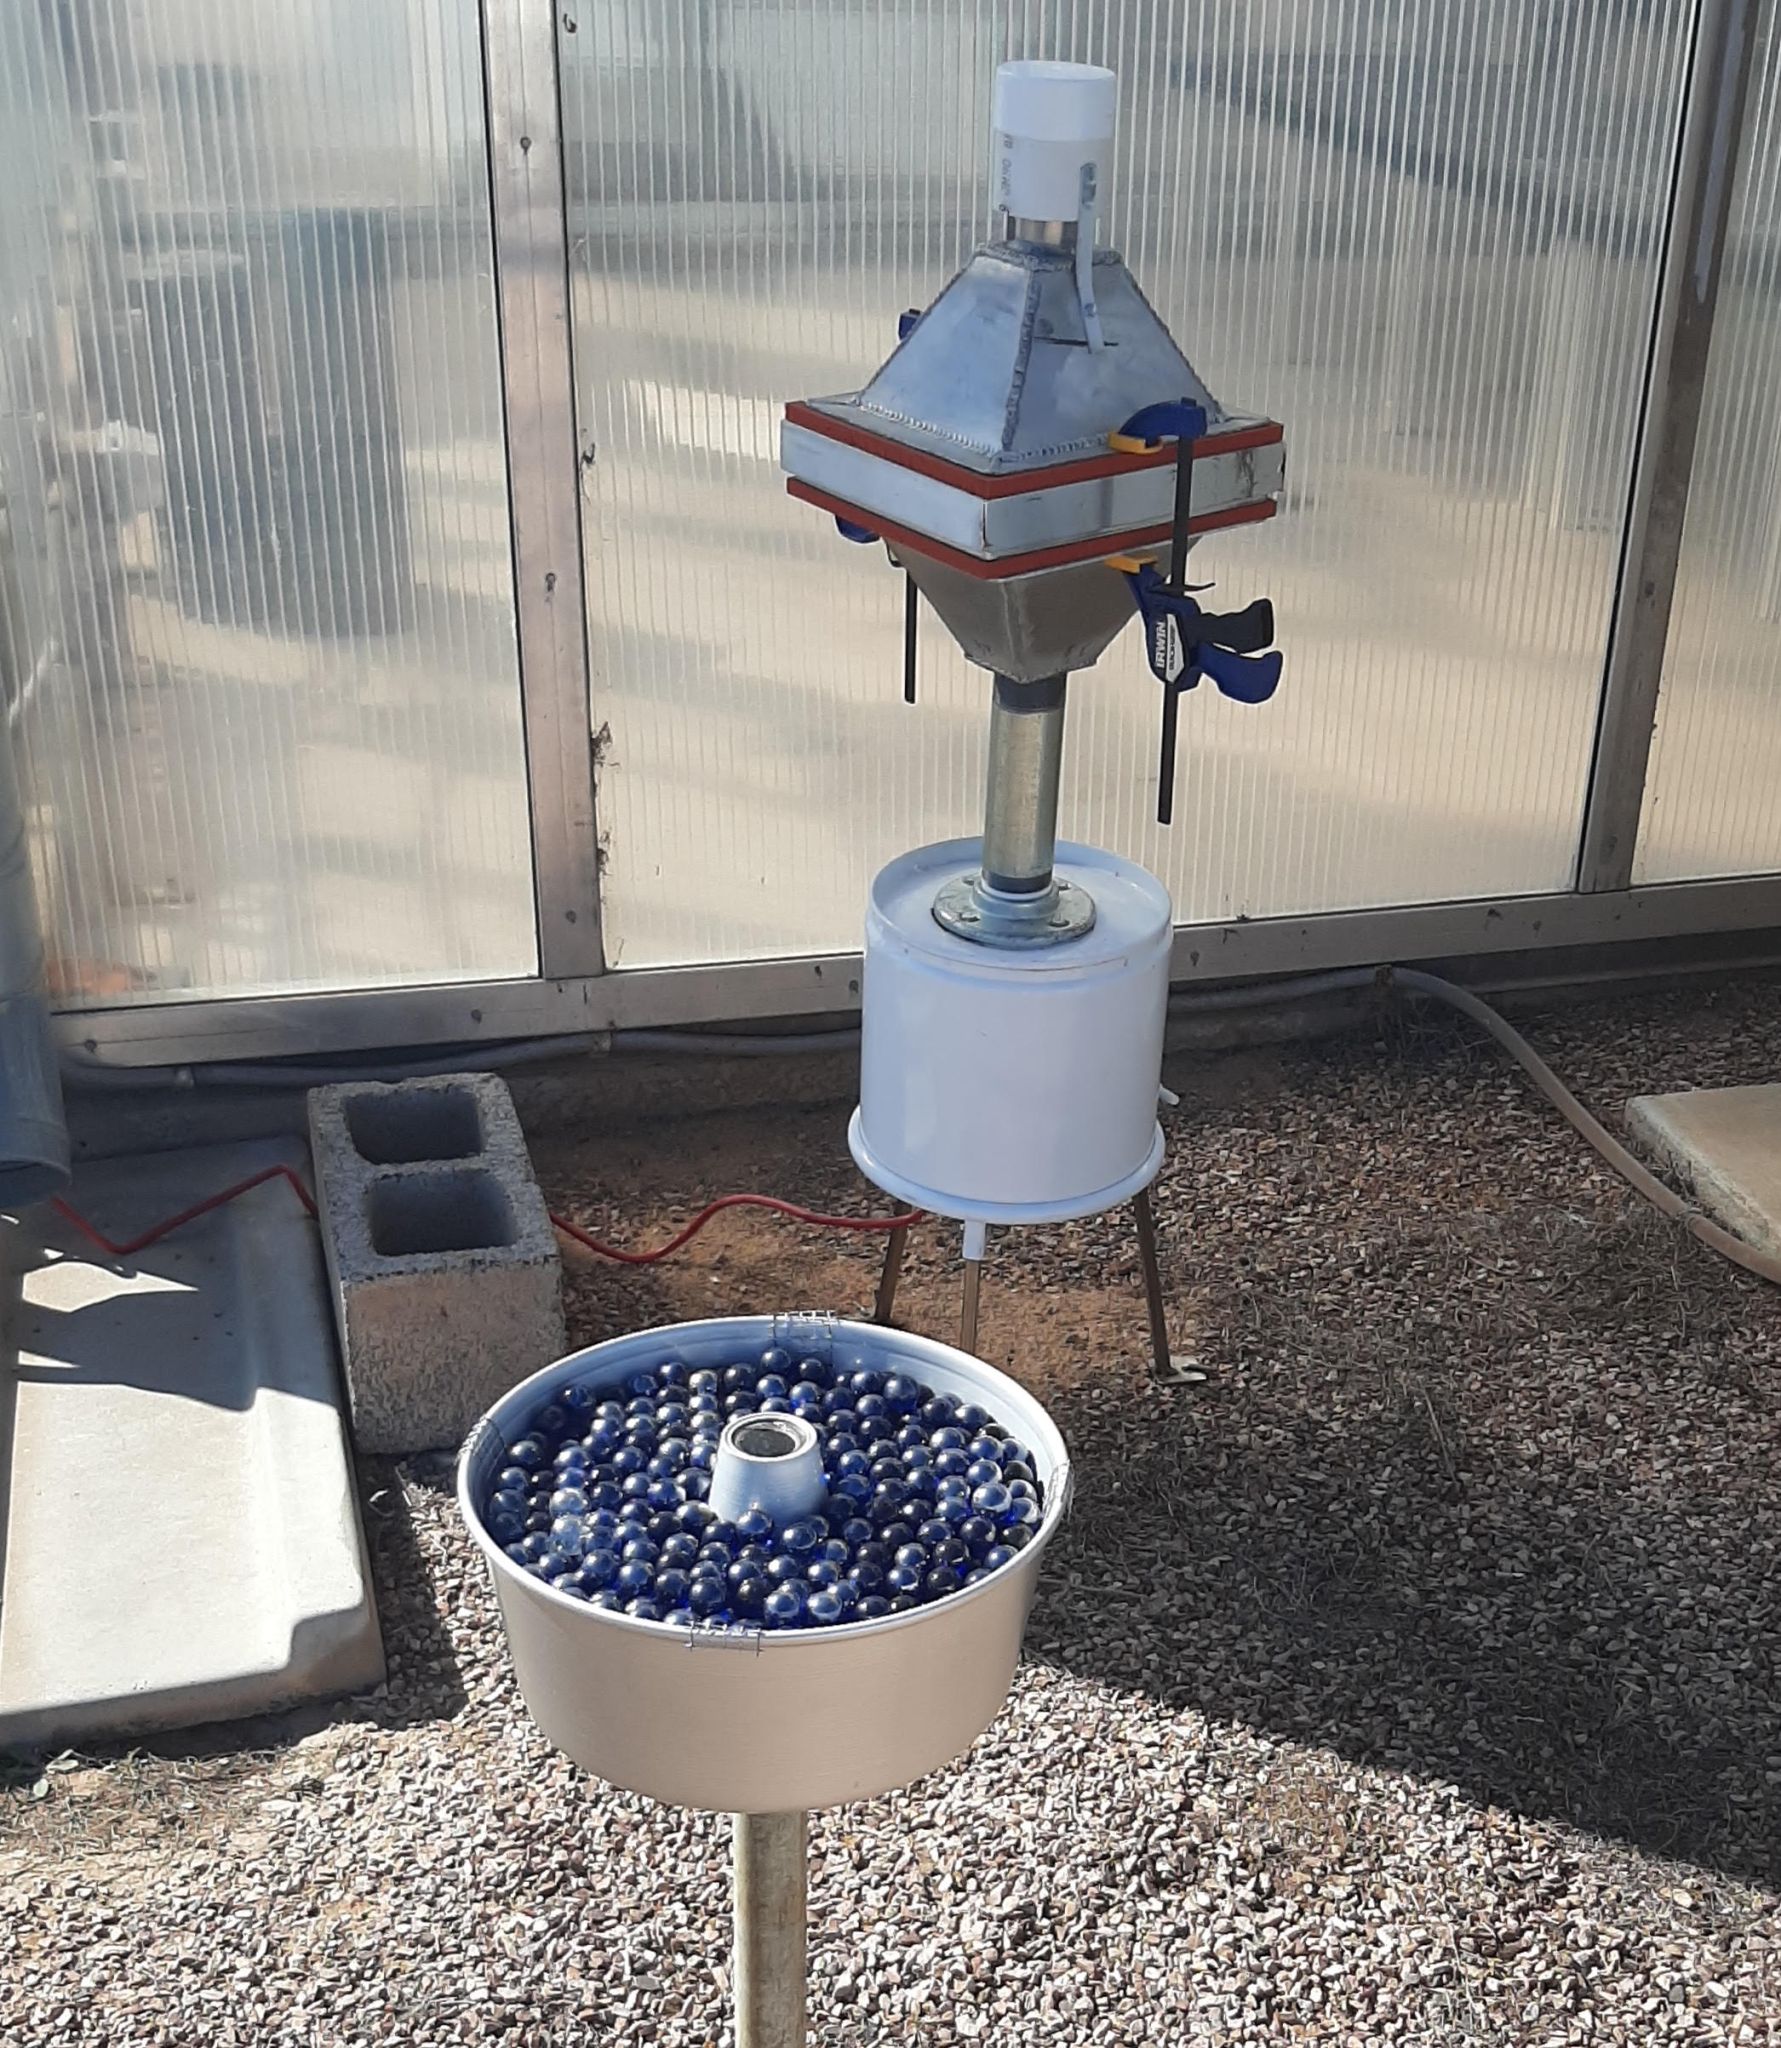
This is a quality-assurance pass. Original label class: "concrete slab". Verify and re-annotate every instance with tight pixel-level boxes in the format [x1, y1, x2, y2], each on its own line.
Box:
[0, 1138, 384, 1750]
[1626, 1083, 1781, 1257]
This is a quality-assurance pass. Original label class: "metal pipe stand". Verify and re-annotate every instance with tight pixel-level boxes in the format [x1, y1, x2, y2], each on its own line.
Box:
[733, 1810, 808, 2048]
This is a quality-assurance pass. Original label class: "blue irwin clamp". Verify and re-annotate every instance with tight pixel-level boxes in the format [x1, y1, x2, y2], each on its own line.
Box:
[1110, 401, 1283, 824]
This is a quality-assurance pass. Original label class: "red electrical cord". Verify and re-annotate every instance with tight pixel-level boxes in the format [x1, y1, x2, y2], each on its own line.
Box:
[50, 1163, 319, 1258]
[550, 1193, 921, 1266]
[49, 1164, 915, 1268]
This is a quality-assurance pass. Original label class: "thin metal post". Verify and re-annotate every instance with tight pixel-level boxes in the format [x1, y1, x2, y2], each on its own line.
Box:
[480, 0, 604, 975]
[959, 1259, 983, 1354]
[733, 1811, 807, 2048]
[873, 1221, 910, 1324]
[1579, 0, 1762, 892]
[1132, 1187, 1172, 1377]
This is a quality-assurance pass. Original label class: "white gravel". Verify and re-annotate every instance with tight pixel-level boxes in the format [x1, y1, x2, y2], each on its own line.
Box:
[4, 978, 1781, 2045]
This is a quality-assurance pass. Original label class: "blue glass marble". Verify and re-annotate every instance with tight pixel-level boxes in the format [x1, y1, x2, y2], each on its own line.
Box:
[688, 1368, 720, 1395]
[540, 1553, 577, 1581]
[729, 1570, 769, 1617]
[763, 1584, 807, 1628]
[805, 1558, 841, 1589]
[780, 1517, 824, 1556]
[733, 1507, 773, 1544]
[626, 1597, 662, 1621]
[495, 1464, 531, 1490]
[892, 1544, 929, 1574]
[882, 1375, 921, 1415]
[887, 1594, 919, 1615]
[618, 1500, 651, 1528]
[848, 1560, 886, 1597]
[764, 1554, 803, 1586]
[758, 1346, 791, 1376]
[959, 1516, 995, 1553]
[646, 1479, 682, 1512]
[655, 1359, 690, 1389]
[722, 1364, 757, 1394]
[548, 1487, 589, 1518]
[654, 1568, 692, 1609]
[521, 1532, 550, 1562]
[487, 1512, 523, 1544]
[884, 1563, 922, 1596]
[615, 1561, 655, 1599]
[934, 1450, 970, 1480]
[509, 1436, 548, 1469]
[592, 1590, 625, 1612]
[586, 1480, 624, 1512]
[502, 1541, 530, 1564]
[919, 1396, 957, 1429]
[983, 1544, 1016, 1572]
[579, 1548, 620, 1590]
[857, 1595, 893, 1620]
[688, 1576, 727, 1616]
[625, 1372, 658, 1400]
[547, 1516, 588, 1558]
[621, 1535, 660, 1565]
[807, 1588, 844, 1626]
[965, 1459, 1002, 1489]
[659, 1533, 700, 1570]
[620, 1473, 651, 1501]
[610, 1446, 645, 1477]
[971, 1481, 1011, 1519]
[1004, 1496, 1041, 1531]
[561, 1381, 597, 1413]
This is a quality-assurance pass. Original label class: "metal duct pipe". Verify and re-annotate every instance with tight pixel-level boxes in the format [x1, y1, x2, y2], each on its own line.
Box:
[0, 721, 69, 1205]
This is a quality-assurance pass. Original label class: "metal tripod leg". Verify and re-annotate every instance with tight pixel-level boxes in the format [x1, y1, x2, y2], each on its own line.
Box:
[959, 1218, 988, 1353]
[1132, 1186, 1173, 1377]
[872, 1221, 910, 1324]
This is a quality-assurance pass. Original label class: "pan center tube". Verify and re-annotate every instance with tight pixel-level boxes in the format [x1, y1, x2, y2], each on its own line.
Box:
[934, 672, 1097, 946]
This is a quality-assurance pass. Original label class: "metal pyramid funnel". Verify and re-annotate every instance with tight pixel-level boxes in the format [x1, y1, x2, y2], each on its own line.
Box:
[840, 240, 1222, 476]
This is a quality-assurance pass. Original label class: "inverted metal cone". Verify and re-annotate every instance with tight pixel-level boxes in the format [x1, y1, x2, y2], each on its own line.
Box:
[904, 551, 1161, 681]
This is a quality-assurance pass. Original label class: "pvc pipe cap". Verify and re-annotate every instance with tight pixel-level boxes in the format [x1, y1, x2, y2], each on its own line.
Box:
[992, 61, 1116, 220]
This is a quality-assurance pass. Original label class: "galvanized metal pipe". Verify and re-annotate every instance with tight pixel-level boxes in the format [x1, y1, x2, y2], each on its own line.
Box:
[980, 673, 1066, 897]
[733, 1811, 807, 2048]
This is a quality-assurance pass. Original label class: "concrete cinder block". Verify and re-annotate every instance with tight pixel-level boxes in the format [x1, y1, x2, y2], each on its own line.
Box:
[309, 1074, 565, 1453]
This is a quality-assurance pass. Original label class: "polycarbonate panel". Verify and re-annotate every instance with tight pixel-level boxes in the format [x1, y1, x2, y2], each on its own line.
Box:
[566, 0, 1692, 969]
[0, 0, 537, 1005]
[1634, 11, 1781, 884]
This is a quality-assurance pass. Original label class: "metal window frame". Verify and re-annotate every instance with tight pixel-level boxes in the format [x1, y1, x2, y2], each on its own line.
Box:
[52, 873, 1781, 1066]
[482, 0, 604, 978]
[41, 0, 1781, 1070]
[1579, 0, 1765, 891]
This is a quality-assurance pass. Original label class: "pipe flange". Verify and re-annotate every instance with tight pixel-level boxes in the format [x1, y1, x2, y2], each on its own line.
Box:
[931, 872, 1097, 948]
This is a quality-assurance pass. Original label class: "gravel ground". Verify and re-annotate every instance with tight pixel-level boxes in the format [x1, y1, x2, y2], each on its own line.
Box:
[6, 976, 1781, 2045]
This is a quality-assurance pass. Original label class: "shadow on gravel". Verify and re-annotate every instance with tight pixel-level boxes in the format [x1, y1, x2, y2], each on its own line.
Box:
[356, 1454, 471, 1730]
[1026, 1202, 1781, 1890]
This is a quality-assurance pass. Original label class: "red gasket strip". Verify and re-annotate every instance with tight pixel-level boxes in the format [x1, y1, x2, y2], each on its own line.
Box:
[785, 477, 1277, 581]
[784, 400, 1283, 499]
